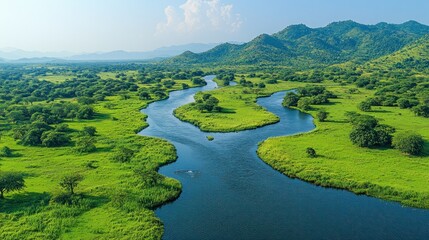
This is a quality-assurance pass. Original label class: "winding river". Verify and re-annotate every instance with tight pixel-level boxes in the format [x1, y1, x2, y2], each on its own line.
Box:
[140, 76, 429, 240]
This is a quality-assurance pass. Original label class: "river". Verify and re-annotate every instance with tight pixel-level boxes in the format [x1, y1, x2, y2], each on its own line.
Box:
[139, 75, 429, 240]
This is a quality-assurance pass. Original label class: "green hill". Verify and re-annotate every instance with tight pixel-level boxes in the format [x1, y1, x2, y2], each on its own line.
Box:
[168, 20, 429, 67]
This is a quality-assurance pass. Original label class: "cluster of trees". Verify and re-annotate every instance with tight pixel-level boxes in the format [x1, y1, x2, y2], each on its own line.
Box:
[346, 112, 425, 155]
[3, 102, 95, 124]
[195, 93, 221, 112]
[346, 112, 395, 148]
[0, 71, 138, 105]
[216, 72, 235, 86]
[283, 85, 336, 110]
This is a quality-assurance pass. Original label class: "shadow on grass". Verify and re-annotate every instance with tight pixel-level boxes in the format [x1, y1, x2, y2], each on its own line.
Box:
[0, 192, 50, 214]
[220, 108, 236, 114]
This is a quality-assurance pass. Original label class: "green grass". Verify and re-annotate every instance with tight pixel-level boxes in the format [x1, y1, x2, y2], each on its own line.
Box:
[38, 75, 72, 83]
[0, 78, 196, 239]
[174, 78, 307, 132]
[257, 85, 429, 208]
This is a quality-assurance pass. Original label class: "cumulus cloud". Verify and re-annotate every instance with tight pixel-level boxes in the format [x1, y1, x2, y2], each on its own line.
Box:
[156, 0, 242, 35]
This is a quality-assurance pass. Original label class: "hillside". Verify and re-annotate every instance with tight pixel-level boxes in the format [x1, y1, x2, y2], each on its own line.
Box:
[168, 20, 429, 67]
[362, 34, 429, 73]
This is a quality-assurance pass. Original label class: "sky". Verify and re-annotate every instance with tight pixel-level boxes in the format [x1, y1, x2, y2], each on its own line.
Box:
[0, 0, 429, 53]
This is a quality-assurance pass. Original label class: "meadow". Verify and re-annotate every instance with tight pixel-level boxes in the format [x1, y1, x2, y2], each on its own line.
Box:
[0, 68, 200, 239]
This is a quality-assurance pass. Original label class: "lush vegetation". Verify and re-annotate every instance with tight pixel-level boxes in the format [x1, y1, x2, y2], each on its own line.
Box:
[174, 74, 307, 132]
[168, 21, 429, 67]
[0, 63, 206, 239]
[172, 34, 429, 208]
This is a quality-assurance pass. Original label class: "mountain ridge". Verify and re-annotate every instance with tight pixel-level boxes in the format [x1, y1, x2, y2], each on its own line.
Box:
[167, 20, 429, 67]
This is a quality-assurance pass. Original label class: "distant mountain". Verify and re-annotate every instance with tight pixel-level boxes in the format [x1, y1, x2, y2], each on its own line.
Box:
[0, 48, 73, 60]
[168, 20, 429, 66]
[67, 43, 220, 61]
[0, 43, 221, 62]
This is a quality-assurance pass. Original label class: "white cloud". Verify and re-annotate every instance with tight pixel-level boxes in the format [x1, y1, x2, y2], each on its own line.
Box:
[156, 0, 242, 35]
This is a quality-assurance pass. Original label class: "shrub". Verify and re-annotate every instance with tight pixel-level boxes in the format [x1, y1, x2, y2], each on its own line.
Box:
[358, 100, 372, 112]
[392, 133, 425, 155]
[297, 97, 312, 111]
[316, 110, 329, 122]
[111, 147, 135, 163]
[0, 146, 13, 157]
[282, 92, 299, 107]
[306, 147, 316, 158]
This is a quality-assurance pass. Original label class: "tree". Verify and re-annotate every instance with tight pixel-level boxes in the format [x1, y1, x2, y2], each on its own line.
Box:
[111, 147, 135, 163]
[306, 147, 316, 158]
[138, 91, 151, 100]
[82, 126, 97, 136]
[59, 173, 83, 195]
[74, 136, 96, 153]
[282, 92, 299, 107]
[0, 172, 25, 199]
[392, 133, 425, 155]
[0, 146, 12, 157]
[412, 104, 429, 118]
[297, 97, 312, 111]
[348, 114, 395, 148]
[76, 105, 94, 119]
[41, 131, 71, 147]
[316, 110, 329, 122]
[134, 168, 164, 186]
[358, 100, 372, 112]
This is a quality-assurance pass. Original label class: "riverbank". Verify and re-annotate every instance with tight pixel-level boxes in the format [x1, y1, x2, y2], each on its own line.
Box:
[257, 84, 429, 208]
[172, 76, 429, 209]
[173, 78, 307, 132]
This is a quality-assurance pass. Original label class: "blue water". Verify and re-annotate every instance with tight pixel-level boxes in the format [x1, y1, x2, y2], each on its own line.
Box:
[140, 76, 429, 240]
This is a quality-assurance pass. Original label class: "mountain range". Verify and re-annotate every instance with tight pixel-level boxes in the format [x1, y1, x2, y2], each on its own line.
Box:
[167, 20, 429, 67]
[0, 43, 220, 62]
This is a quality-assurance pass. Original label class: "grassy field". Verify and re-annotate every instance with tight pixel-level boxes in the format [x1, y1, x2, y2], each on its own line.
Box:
[174, 77, 307, 132]
[0, 78, 197, 239]
[258, 84, 429, 208]
[38, 75, 73, 83]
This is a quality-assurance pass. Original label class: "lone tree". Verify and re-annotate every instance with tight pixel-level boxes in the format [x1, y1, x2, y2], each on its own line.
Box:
[392, 132, 425, 155]
[316, 109, 329, 122]
[306, 147, 317, 158]
[0, 172, 25, 199]
[60, 173, 84, 195]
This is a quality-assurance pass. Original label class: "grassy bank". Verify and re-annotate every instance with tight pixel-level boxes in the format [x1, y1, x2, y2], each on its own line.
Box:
[174, 77, 306, 132]
[0, 79, 197, 239]
[258, 85, 429, 208]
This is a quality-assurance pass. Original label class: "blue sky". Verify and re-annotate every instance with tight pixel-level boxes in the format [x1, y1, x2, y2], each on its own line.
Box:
[1, 0, 428, 52]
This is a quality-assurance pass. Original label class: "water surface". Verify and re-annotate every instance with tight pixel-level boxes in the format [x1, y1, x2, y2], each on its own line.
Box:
[140, 76, 429, 240]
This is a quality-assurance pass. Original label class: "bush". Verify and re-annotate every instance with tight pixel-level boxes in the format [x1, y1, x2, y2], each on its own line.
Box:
[282, 92, 299, 107]
[358, 100, 372, 112]
[0, 146, 12, 157]
[392, 133, 425, 155]
[306, 147, 316, 158]
[111, 147, 135, 163]
[41, 131, 71, 147]
[82, 126, 97, 136]
[74, 136, 96, 153]
[297, 97, 312, 111]
[316, 110, 329, 122]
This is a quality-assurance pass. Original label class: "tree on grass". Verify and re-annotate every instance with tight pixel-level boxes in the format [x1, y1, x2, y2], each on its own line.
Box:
[59, 173, 83, 195]
[316, 109, 329, 122]
[0, 146, 13, 157]
[82, 126, 97, 136]
[74, 136, 97, 153]
[392, 133, 425, 155]
[134, 168, 164, 187]
[358, 100, 372, 112]
[111, 147, 135, 163]
[283, 92, 299, 107]
[0, 172, 25, 199]
[306, 147, 317, 158]
[297, 97, 312, 111]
